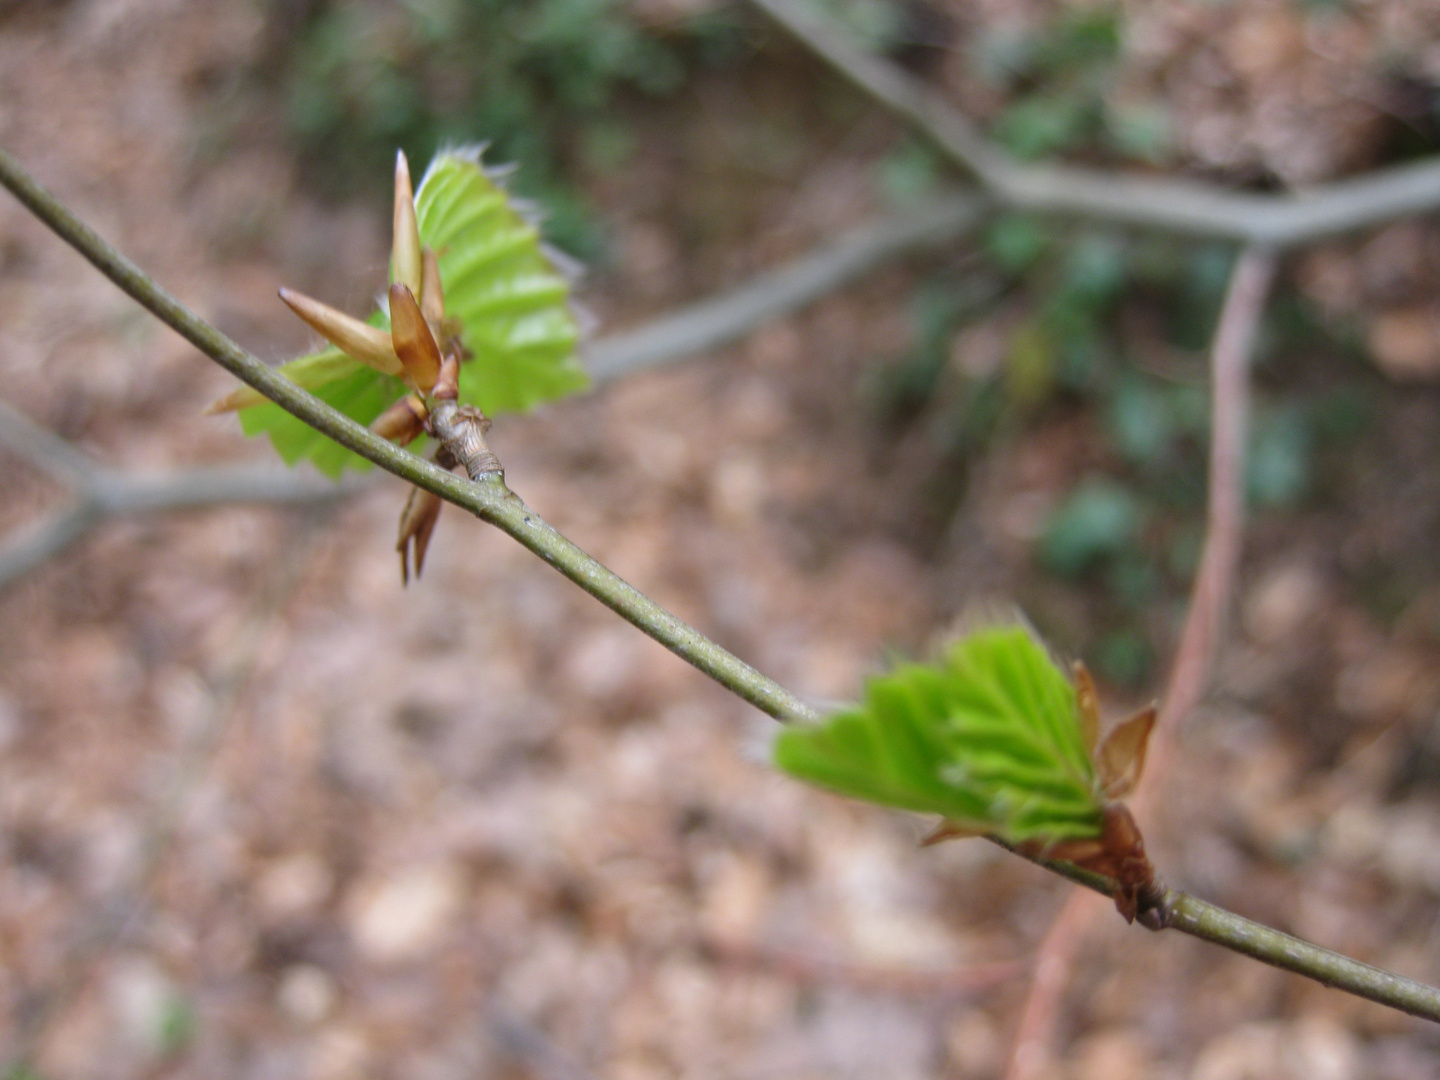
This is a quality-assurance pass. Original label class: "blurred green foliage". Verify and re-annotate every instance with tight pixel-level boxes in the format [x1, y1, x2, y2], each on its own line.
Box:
[266, 0, 744, 255]
[158, 994, 197, 1057]
[1040, 477, 1145, 578]
[973, 6, 1173, 164]
[876, 136, 944, 205]
[877, 7, 1365, 677]
[871, 205, 1373, 683]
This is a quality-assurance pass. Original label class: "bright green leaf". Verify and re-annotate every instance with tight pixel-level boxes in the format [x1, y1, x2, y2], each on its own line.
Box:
[774, 624, 1104, 843]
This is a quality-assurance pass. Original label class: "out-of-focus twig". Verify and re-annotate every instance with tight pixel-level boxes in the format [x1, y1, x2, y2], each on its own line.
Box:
[749, 0, 1440, 246]
[1003, 889, 1109, 1080]
[701, 933, 1021, 998]
[0, 398, 363, 588]
[1154, 249, 1278, 743]
[585, 191, 984, 382]
[1002, 248, 1279, 1080]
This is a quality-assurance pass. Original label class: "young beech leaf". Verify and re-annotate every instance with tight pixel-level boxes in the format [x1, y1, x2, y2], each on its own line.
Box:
[774, 624, 1108, 844]
[232, 147, 589, 476]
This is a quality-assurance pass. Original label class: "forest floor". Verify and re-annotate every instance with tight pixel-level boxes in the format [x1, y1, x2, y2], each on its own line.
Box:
[2, 1, 1440, 1078]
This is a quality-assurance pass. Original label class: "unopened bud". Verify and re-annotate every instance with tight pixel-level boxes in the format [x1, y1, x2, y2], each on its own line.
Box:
[370, 394, 428, 443]
[278, 287, 403, 377]
[389, 284, 442, 393]
[396, 485, 443, 585]
[391, 150, 423, 296]
[432, 353, 460, 401]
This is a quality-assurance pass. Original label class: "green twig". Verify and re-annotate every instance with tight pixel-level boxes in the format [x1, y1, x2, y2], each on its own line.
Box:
[476, 484, 816, 722]
[1160, 891, 1440, 1020]
[3, 144, 1439, 1024]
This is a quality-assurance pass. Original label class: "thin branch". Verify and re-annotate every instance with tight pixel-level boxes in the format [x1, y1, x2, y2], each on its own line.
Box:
[1004, 890, 1108, 1080]
[1158, 248, 1276, 737]
[1159, 890, 1440, 1007]
[700, 934, 1021, 998]
[749, 0, 1440, 247]
[1004, 844, 1440, 1023]
[0, 399, 97, 483]
[1004, 247, 1278, 1079]
[474, 477, 817, 723]
[0, 504, 100, 586]
[0, 400, 359, 589]
[585, 191, 984, 381]
[5, 145, 1440, 1025]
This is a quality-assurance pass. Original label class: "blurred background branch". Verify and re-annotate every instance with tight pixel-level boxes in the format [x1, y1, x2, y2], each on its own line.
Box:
[1005, 246, 1278, 1080]
[0, 400, 359, 588]
[750, 0, 1440, 244]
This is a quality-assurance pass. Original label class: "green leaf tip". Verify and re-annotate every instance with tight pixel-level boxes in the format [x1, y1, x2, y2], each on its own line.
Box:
[220, 146, 590, 474]
[773, 622, 1108, 844]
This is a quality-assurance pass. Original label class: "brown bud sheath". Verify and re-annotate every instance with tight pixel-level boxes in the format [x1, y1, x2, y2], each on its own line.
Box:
[1095, 704, 1157, 801]
[391, 150, 423, 296]
[397, 485, 443, 585]
[370, 394, 429, 444]
[432, 353, 460, 402]
[278, 287, 403, 377]
[203, 386, 262, 416]
[420, 247, 445, 328]
[389, 283, 443, 393]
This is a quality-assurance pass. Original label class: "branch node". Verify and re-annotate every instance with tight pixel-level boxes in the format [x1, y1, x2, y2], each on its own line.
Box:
[428, 401, 502, 481]
[1136, 880, 1170, 931]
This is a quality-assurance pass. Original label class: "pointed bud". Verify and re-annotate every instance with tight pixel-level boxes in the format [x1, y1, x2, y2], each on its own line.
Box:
[420, 247, 445, 327]
[919, 820, 987, 846]
[391, 150, 423, 296]
[1095, 704, 1157, 801]
[203, 385, 265, 415]
[389, 283, 442, 393]
[432, 353, 460, 402]
[370, 394, 429, 444]
[278, 287, 403, 377]
[397, 485, 443, 585]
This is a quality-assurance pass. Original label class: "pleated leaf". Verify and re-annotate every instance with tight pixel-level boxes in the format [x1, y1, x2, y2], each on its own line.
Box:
[773, 624, 1105, 843]
[236, 148, 588, 476]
